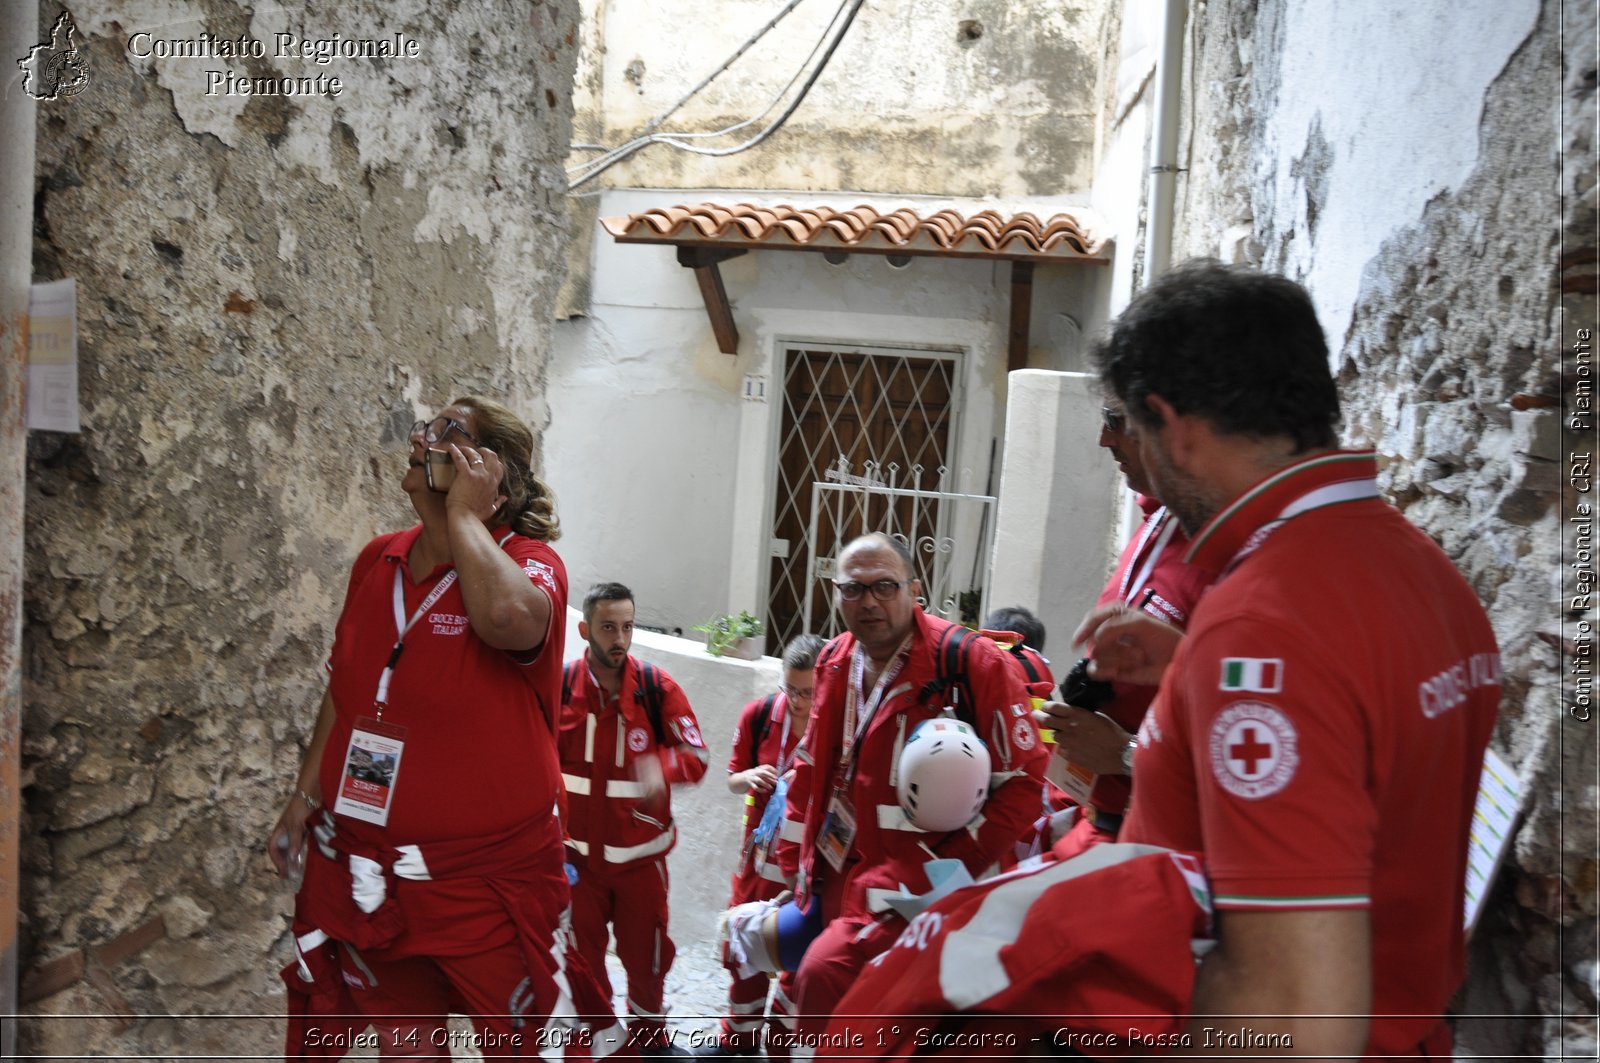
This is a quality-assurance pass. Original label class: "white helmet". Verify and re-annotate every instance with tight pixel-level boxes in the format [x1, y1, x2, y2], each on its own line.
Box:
[897, 717, 992, 832]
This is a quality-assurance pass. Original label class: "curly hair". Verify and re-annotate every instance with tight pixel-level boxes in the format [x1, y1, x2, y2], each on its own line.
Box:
[452, 395, 562, 543]
[1092, 261, 1341, 450]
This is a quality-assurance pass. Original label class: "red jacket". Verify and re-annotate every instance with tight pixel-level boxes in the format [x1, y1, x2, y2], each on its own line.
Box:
[726, 692, 806, 896]
[557, 653, 708, 867]
[1083, 497, 1215, 815]
[779, 609, 1047, 922]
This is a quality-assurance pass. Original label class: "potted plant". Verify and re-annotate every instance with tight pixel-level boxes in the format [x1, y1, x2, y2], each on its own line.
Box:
[694, 610, 766, 660]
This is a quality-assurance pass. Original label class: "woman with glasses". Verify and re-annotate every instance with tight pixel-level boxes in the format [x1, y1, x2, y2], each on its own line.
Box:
[270, 396, 594, 1056]
[695, 634, 826, 1059]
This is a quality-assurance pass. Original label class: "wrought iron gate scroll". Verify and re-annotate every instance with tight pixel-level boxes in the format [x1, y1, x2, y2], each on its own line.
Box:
[802, 457, 997, 639]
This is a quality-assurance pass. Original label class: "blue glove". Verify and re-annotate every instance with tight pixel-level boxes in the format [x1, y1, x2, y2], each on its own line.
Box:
[565, 862, 579, 886]
[751, 776, 789, 847]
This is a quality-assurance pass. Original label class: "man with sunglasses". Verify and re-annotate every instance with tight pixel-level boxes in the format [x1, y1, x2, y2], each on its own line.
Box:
[1032, 400, 1215, 858]
[777, 533, 1047, 1040]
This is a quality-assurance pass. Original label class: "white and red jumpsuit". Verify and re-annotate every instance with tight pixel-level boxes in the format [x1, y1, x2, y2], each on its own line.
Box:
[714, 693, 805, 1055]
[558, 653, 708, 1046]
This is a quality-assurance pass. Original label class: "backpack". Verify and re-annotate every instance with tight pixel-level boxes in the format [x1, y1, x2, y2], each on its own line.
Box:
[562, 658, 670, 745]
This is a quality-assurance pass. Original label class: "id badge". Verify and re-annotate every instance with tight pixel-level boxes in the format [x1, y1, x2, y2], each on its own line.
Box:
[1045, 753, 1096, 807]
[333, 716, 408, 827]
[816, 792, 857, 872]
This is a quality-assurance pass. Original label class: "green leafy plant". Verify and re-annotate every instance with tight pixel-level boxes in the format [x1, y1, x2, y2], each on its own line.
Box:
[693, 610, 764, 657]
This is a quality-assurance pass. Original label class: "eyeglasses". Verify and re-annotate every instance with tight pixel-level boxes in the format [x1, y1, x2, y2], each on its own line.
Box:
[1101, 406, 1127, 433]
[833, 579, 905, 602]
[782, 684, 814, 700]
[411, 416, 480, 448]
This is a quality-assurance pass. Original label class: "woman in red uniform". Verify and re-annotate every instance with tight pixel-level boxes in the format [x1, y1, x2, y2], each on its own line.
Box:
[269, 396, 587, 1059]
[696, 635, 824, 1058]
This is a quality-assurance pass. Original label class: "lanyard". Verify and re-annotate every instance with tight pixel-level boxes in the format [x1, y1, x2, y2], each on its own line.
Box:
[837, 641, 908, 788]
[774, 699, 797, 778]
[373, 566, 458, 719]
[1120, 507, 1177, 604]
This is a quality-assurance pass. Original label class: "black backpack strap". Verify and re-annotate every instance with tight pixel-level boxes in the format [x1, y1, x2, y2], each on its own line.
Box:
[635, 661, 667, 745]
[1011, 644, 1043, 684]
[750, 692, 780, 762]
[561, 659, 580, 708]
[919, 625, 980, 730]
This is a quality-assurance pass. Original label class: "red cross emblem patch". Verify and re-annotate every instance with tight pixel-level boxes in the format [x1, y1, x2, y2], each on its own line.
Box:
[1208, 702, 1299, 799]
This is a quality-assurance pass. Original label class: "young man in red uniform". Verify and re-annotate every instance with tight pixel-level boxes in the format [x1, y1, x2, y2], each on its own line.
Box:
[1084, 262, 1500, 1059]
[1034, 400, 1214, 857]
[777, 533, 1047, 1042]
[559, 583, 709, 1056]
[695, 634, 825, 1058]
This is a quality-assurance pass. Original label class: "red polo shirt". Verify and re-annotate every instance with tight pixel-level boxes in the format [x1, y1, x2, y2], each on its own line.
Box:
[1121, 451, 1499, 1059]
[322, 524, 567, 844]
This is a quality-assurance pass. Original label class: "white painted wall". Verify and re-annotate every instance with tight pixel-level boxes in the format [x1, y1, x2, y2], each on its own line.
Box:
[1251, 0, 1540, 349]
[989, 371, 1120, 669]
[548, 187, 1105, 637]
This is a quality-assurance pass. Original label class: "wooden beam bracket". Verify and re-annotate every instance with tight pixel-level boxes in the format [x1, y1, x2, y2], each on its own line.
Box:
[676, 246, 748, 355]
[1007, 260, 1035, 373]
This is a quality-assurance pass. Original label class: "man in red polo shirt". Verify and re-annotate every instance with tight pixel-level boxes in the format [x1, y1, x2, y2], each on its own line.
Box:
[559, 582, 709, 1056]
[1083, 262, 1500, 1059]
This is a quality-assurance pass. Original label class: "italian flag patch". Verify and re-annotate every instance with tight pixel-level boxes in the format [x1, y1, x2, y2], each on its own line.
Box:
[1220, 657, 1284, 693]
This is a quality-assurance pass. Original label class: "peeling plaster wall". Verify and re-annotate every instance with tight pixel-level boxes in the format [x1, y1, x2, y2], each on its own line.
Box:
[572, 0, 1106, 198]
[19, 0, 577, 1053]
[1168, 0, 1588, 1054]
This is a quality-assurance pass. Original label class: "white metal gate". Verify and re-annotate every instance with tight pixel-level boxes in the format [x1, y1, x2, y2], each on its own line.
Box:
[803, 457, 997, 640]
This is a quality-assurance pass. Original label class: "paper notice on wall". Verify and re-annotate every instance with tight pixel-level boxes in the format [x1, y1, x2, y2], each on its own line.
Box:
[27, 279, 80, 433]
[1464, 746, 1521, 935]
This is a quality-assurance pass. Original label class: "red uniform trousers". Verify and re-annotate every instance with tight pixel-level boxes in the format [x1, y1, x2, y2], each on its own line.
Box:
[571, 855, 675, 1047]
[790, 872, 900, 1045]
[790, 917, 900, 1046]
[717, 868, 796, 1056]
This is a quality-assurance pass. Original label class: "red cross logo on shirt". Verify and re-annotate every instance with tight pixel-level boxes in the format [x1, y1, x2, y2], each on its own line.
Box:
[1209, 702, 1299, 799]
[1229, 727, 1274, 776]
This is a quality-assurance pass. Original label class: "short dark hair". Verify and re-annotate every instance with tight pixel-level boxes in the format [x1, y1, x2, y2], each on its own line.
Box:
[843, 532, 917, 580]
[1093, 261, 1341, 450]
[781, 634, 826, 672]
[982, 605, 1046, 652]
[582, 581, 634, 622]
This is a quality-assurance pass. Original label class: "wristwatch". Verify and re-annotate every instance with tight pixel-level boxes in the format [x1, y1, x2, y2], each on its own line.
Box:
[1121, 736, 1138, 775]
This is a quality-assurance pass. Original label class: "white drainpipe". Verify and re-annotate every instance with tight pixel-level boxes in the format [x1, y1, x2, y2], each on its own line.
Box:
[1146, 0, 1189, 282]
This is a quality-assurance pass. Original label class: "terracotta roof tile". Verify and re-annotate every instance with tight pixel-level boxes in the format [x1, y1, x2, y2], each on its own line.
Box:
[599, 201, 1106, 261]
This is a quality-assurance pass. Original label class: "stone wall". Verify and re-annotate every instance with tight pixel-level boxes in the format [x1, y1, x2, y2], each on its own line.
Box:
[18, 0, 577, 1054]
[1172, 0, 1593, 1055]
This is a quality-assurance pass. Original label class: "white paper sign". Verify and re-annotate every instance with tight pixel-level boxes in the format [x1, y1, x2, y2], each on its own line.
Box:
[1464, 746, 1521, 934]
[27, 279, 79, 433]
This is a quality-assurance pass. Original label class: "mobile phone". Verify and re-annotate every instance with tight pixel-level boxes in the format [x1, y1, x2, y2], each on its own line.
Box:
[424, 448, 455, 492]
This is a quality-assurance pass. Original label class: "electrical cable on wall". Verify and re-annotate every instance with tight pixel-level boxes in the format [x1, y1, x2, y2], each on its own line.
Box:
[567, 0, 865, 190]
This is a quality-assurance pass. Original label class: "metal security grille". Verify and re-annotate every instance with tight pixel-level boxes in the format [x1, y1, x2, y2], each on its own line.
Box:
[765, 345, 969, 646]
